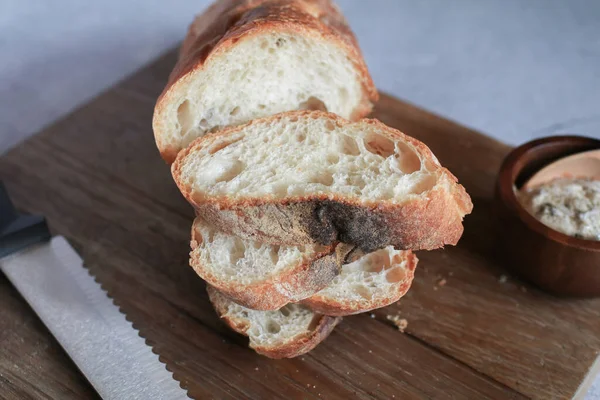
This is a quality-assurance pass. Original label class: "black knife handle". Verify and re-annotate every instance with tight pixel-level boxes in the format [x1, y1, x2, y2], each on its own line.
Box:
[0, 182, 51, 259]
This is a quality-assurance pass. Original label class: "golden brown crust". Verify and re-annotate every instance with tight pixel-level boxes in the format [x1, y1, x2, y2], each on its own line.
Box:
[207, 285, 341, 358]
[172, 110, 473, 251]
[153, 0, 377, 163]
[301, 251, 418, 316]
[190, 218, 355, 310]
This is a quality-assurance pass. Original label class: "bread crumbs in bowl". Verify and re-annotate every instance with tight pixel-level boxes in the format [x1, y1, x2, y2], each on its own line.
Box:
[495, 135, 600, 296]
[519, 178, 600, 241]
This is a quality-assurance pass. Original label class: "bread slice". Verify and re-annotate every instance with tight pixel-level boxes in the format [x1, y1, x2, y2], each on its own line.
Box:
[190, 217, 353, 310]
[173, 111, 473, 251]
[153, 0, 377, 163]
[207, 285, 340, 358]
[302, 246, 417, 316]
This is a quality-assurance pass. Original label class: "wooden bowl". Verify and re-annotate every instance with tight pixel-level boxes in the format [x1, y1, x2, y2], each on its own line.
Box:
[495, 135, 600, 296]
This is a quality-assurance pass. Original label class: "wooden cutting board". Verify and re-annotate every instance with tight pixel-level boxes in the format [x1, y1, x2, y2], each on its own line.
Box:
[2, 49, 600, 400]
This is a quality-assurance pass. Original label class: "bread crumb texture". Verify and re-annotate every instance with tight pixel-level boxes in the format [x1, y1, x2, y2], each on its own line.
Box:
[519, 178, 600, 241]
[173, 32, 362, 146]
[312, 246, 410, 304]
[192, 217, 326, 284]
[180, 114, 439, 202]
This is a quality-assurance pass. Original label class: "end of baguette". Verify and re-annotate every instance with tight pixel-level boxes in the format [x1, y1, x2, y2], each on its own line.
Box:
[208, 285, 340, 358]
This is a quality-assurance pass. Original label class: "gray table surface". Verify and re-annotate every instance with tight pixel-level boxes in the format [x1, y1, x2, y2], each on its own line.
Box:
[1, 0, 599, 398]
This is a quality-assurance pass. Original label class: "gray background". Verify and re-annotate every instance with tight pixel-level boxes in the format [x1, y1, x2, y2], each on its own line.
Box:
[1, 0, 599, 397]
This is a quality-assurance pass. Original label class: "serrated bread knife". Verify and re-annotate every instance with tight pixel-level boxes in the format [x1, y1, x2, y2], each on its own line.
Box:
[0, 182, 188, 399]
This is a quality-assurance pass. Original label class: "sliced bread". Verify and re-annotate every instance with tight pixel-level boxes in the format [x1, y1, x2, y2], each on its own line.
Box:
[153, 0, 377, 163]
[190, 217, 353, 310]
[173, 111, 473, 251]
[302, 246, 417, 316]
[207, 285, 340, 358]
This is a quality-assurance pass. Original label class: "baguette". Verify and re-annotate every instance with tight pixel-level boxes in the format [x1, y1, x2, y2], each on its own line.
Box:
[190, 217, 353, 310]
[302, 246, 417, 316]
[153, 0, 377, 163]
[207, 285, 340, 358]
[173, 111, 473, 251]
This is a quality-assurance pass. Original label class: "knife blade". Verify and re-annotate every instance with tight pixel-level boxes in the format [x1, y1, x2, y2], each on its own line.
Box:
[0, 183, 188, 400]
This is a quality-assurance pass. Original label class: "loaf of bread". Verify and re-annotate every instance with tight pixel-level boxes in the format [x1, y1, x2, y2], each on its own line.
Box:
[207, 285, 340, 358]
[158, 0, 474, 359]
[190, 217, 353, 310]
[303, 246, 417, 316]
[173, 111, 473, 251]
[153, 0, 377, 163]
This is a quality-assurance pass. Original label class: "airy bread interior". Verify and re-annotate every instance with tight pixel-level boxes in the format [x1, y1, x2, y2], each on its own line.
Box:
[305, 246, 416, 314]
[191, 218, 329, 285]
[209, 287, 321, 349]
[176, 112, 441, 203]
[158, 32, 366, 156]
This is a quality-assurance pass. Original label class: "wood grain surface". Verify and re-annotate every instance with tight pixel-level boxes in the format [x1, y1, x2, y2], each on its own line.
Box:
[1, 49, 599, 400]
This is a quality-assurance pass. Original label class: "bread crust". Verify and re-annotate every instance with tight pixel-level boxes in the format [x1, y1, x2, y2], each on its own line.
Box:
[207, 285, 341, 358]
[153, 0, 378, 163]
[173, 111, 473, 251]
[190, 218, 355, 310]
[301, 251, 418, 316]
